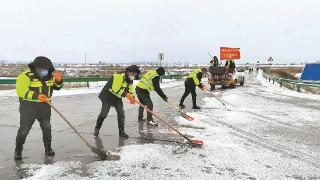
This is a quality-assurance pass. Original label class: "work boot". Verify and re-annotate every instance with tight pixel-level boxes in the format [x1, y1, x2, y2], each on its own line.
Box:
[193, 105, 201, 110]
[45, 148, 55, 156]
[179, 104, 186, 109]
[94, 128, 100, 137]
[119, 130, 129, 138]
[14, 146, 22, 161]
[44, 142, 55, 156]
[14, 151, 22, 161]
[138, 117, 146, 122]
[147, 120, 158, 127]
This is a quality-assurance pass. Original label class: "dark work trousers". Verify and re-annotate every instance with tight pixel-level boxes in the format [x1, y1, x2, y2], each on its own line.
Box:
[16, 107, 52, 150]
[136, 87, 153, 121]
[95, 100, 125, 132]
[210, 84, 216, 91]
[180, 79, 197, 107]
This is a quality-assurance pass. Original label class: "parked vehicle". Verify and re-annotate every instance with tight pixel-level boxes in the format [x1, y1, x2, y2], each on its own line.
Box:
[208, 66, 245, 89]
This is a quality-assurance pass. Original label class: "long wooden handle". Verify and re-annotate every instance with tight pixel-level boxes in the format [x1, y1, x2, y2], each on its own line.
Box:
[205, 88, 226, 105]
[205, 88, 232, 111]
[47, 101, 93, 148]
[132, 98, 192, 142]
[167, 100, 183, 113]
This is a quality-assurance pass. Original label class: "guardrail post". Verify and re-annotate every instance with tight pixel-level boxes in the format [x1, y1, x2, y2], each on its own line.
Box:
[279, 81, 282, 87]
[268, 78, 271, 82]
[272, 79, 274, 84]
[87, 81, 90, 87]
[297, 85, 301, 92]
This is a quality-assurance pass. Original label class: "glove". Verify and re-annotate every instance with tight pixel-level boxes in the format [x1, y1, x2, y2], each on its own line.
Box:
[200, 84, 206, 91]
[38, 94, 49, 102]
[129, 98, 136, 104]
[126, 93, 136, 104]
[53, 71, 62, 81]
[126, 93, 134, 100]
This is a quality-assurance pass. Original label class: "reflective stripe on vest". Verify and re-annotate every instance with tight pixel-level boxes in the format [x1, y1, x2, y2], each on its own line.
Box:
[137, 70, 159, 91]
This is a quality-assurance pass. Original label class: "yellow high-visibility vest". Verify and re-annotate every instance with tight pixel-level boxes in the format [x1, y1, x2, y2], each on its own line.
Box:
[109, 73, 134, 98]
[16, 70, 63, 102]
[137, 70, 159, 92]
[188, 69, 202, 86]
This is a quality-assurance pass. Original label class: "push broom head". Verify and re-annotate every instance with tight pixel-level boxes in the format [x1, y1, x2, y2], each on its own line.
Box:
[91, 146, 110, 160]
[189, 139, 204, 147]
[186, 115, 194, 121]
[180, 112, 194, 121]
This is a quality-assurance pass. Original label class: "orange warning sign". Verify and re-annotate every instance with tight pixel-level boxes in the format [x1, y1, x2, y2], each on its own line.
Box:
[220, 47, 241, 60]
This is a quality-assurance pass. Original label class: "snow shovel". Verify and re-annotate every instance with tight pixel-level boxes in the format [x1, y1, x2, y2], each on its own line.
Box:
[130, 98, 203, 147]
[205, 88, 231, 111]
[167, 100, 194, 121]
[47, 101, 109, 160]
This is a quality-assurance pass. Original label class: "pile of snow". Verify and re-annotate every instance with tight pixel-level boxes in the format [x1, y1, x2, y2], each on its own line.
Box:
[175, 112, 210, 129]
[201, 96, 224, 109]
[21, 162, 84, 180]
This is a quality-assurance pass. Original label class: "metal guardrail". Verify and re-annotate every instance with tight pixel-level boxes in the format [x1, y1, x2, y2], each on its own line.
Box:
[0, 79, 16, 84]
[262, 72, 320, 92]
[0, 74, 187, 85]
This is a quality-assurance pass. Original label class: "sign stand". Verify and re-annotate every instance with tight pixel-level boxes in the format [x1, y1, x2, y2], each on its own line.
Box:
[158, 53, 164, 82]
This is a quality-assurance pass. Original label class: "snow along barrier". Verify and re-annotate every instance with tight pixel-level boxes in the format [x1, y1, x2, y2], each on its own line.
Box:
[0, 74, 187, 87]
[262, 71, 320, 92]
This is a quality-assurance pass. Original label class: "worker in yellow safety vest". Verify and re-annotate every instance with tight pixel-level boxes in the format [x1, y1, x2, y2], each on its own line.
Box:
[94, 65, 141, 138]
[225, 59, 236, 74]
[179, 68, 207, 109]
[135, 67, 168, 126]
[14, 56, 63, 160]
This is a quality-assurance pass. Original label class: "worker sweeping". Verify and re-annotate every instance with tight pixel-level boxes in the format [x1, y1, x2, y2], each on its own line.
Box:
[94, 65, 141, 138]
[135, 67, 168, 126]
[179, 68, 207, 109]
[14, 56, 63, 160]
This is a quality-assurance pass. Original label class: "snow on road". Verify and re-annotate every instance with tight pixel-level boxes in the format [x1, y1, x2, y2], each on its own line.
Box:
[16, 72, 320, 179]
[20, 109, 320, 179]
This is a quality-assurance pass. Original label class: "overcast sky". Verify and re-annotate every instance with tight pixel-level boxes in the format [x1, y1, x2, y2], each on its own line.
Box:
[0, 0, 319, 64]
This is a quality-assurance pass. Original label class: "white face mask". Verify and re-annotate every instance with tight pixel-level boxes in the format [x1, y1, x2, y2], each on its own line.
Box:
[129, 75, 135, 80]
